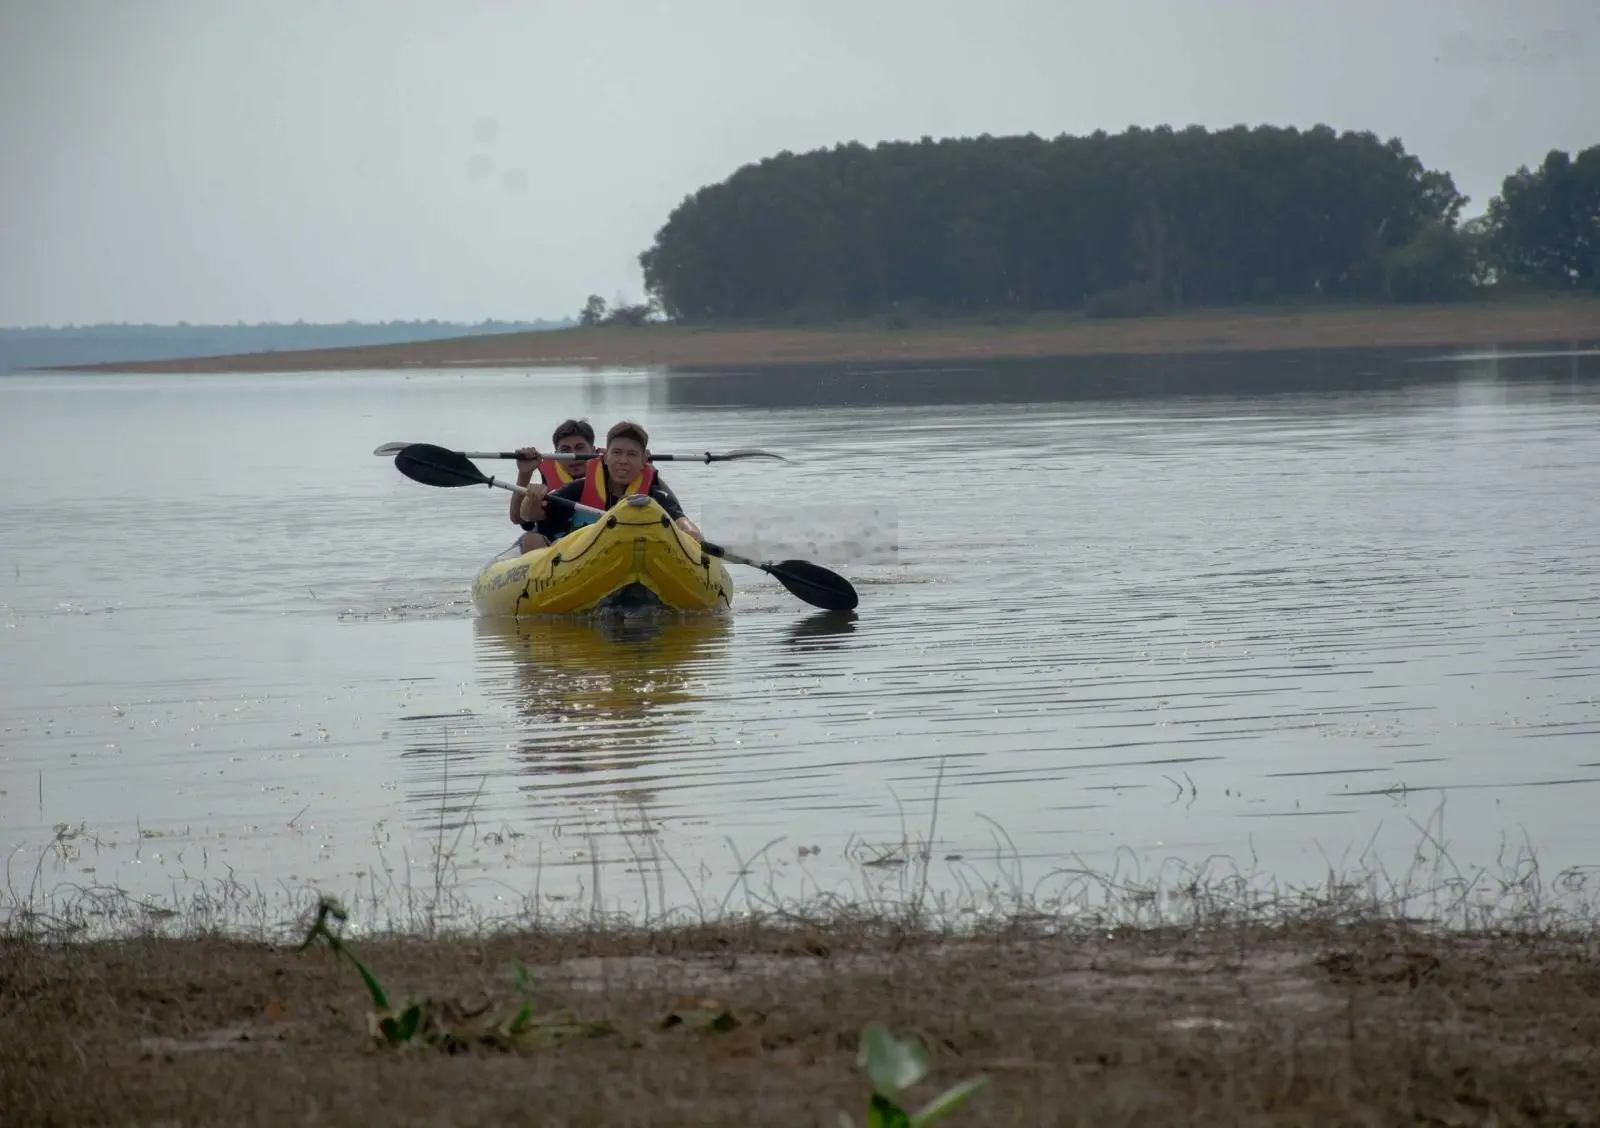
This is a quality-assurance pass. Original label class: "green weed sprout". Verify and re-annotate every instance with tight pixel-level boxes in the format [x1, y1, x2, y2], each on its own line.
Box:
[843, 1023, 989, 1128]
[298, 896, 611, 1051]
[298, 896, 420, 1045]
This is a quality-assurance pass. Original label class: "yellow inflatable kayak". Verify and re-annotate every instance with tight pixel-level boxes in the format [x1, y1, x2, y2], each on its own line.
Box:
[471, 494, 735, 617]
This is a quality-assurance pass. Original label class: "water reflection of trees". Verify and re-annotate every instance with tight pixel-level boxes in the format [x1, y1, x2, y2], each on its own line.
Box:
[660, 348, 1600, 410]
[471, 612, 734, 794]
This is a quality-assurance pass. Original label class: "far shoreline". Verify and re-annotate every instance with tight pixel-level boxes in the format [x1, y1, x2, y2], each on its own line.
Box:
[41, 297, 1600, 374]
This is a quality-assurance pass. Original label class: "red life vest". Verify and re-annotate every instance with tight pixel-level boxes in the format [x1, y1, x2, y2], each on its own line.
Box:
[537, 457, 577, 489]
[579, 457, 655, 511]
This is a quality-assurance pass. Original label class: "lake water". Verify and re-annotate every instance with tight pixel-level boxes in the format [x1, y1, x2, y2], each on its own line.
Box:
[4, 344, 1600, 931]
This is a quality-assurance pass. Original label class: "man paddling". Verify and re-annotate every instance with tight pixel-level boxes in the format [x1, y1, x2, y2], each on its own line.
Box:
[516, 420, 703, 552]
[508, 418, 596, 528]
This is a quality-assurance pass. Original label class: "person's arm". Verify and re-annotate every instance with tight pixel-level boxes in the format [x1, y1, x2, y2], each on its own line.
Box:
[517, 481, 547, 526]
[650, 477, 703, 542]
[511, 446, 540, 523]
[526, 480, 583, 540]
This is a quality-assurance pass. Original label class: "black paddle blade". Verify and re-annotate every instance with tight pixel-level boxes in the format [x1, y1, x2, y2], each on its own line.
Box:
[765, 559, 859, 611]
[393, 443, 492, 489]
[716, 448, 792, 463]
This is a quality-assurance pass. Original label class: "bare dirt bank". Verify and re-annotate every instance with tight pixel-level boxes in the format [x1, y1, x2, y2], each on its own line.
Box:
[59, 299, 1600, 374]
[6, 918, 1600, 1125]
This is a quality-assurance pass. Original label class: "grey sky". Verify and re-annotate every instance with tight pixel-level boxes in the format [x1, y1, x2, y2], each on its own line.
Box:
[2, 0, 1595, 327]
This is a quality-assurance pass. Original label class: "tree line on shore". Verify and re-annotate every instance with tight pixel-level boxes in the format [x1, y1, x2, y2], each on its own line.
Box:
[614, 125, 1598, 324]
[0, 318, 573, 373]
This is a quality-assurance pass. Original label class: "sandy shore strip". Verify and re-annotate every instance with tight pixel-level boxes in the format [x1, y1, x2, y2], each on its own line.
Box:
[7, 910, 1600, 1125]
[52, 299, 1600, 374]
[9, 811, 1600, 1127]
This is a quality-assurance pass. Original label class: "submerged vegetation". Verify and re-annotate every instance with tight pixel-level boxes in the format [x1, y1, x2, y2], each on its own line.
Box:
[634, 127, 1600, 324]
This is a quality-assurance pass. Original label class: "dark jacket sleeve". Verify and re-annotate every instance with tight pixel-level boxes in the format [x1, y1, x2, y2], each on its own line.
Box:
[522, 480, 585, 539]
[649, 475, 687, 521]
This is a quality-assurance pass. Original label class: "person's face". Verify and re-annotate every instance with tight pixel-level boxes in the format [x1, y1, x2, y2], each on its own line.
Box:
[604, 438, 647, 485]
[555, 434, 594, 461]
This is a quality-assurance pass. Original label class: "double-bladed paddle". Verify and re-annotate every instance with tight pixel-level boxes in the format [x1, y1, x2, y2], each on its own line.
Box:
[390, 442, 858, 612]
[373, 441, 790, 464]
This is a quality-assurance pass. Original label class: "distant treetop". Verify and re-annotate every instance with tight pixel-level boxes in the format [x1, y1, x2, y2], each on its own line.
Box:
[629, 125, 1598, 322]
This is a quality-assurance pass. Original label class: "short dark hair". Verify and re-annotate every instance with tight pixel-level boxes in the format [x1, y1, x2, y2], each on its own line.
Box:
[606, 420, 649, 449]
[551, 418, 594, 445]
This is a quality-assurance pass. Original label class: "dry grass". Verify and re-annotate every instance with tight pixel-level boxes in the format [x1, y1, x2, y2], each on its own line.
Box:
[6, 809, 1600, 1126]
[58, 297, 1600, 374]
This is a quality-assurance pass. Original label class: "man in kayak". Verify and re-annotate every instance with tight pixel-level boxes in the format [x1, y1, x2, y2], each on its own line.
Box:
[515, 420, 703, 551]
[508, 418, 595, 528]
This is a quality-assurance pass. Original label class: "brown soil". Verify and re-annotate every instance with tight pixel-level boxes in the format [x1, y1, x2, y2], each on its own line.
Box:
[6, 918, 1600, 1126]
[60, 299, 1600, 374]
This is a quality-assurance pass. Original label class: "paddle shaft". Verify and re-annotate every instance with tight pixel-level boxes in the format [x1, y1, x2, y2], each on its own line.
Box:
[373, 442, 773, 463]
[478, 475, 607, 520]
[392, 442, 856, 609]
[483, 451, 723, 463]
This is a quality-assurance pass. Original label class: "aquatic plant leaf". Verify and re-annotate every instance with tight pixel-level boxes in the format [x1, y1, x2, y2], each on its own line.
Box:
[859, 1024, 929, 1096]
[341, 949, 392, 1012]
[371, 1010, 402, 1044]
[504, 1001, 535, 1036]
[657, 997, 742, 1033]
[866, 1093, 913, 1128]
[297, 896, 349, 952]
[706, 1010, 741, 1033]
[910, 1077, 990, 1126]
[298, 899, 392, 1012]
[392, 1003, 423, 1043]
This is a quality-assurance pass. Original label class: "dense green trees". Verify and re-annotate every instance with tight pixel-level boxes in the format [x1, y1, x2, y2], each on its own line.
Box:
[1488, 147, 1600, 292]
[636, 127, 1599, 322]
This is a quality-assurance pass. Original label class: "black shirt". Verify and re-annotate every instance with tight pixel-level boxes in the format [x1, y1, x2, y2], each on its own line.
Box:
[521, 472, 687, 541]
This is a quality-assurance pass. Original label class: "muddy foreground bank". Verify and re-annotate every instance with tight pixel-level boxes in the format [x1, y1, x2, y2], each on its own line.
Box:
[6, 913, 1600, 1126]
[60, 299, 1600, 374]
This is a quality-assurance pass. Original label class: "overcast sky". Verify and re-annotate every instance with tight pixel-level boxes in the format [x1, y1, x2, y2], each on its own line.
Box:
[2, 0, 1595, 327]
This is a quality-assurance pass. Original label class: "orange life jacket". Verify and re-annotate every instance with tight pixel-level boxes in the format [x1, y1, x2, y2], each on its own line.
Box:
[578, 457, 655, 514]
[537, 457, 577, 489]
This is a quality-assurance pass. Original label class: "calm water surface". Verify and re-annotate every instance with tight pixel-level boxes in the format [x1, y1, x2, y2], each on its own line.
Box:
[3, 346, 1599, 926]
